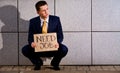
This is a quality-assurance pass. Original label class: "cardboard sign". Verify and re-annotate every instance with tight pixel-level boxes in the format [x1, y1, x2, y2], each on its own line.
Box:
[34, 33, 58, 52]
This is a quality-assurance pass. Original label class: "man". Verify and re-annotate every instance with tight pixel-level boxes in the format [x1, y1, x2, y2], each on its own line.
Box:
[22, 0, 68, 70]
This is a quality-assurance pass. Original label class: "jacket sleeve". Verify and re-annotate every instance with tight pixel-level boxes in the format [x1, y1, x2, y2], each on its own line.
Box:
[56, 17, 64, 44]
[28, 19, 34, 45]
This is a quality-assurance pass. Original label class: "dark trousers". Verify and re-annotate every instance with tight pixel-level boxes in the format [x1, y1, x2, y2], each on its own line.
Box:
[22, 44, 68, 66]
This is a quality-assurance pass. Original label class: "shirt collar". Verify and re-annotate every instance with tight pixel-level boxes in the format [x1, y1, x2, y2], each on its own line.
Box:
[40, 16, 49, 23]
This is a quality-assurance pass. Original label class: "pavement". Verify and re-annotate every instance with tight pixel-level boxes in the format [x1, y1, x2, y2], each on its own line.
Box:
[0, 65, 120, 73]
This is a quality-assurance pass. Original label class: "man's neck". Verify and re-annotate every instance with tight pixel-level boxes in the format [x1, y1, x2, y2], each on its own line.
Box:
[40, 16, 49, 22]
[40, 17, 48, 20]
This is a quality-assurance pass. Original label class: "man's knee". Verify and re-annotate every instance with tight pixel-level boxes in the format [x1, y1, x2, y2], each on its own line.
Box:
[59, 44, 68, 57]
[21, 45, 30, 57]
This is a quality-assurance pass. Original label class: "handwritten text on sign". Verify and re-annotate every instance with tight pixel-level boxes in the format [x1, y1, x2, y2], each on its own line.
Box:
[34, 33, 58, 52]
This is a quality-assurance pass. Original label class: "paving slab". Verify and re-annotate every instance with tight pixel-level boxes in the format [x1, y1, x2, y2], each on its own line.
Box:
[0, 71, 86, 73]
[88, 71, 120, 73]
[0, 71, 19, 73]
[22, 71, 86, 73]
[1, 70, 120, 73]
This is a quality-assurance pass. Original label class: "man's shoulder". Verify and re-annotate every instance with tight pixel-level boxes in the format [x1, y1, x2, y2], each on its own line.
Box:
[29, 15, 60, 21]
[30, 16, 39, 21]
[49, 15, 59, 18]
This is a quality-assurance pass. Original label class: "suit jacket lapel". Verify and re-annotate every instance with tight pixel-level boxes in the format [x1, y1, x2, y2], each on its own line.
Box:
[48, 16, 52, 33]
[36, 17, 42, 33]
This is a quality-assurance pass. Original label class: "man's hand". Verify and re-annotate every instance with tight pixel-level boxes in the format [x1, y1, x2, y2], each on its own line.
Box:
[31, 42, 36, 48]
[55, 42, 59, 49]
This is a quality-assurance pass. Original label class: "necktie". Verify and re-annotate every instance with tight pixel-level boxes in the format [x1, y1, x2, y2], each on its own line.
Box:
[42, 20, 47, 33]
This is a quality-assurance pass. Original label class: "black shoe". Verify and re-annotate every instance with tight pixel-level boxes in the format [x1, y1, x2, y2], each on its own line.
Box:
[53, 66, 60, 70]
[34, 64, 41, 70]
[34, 60, 43, 70]
[51, 62, 60, 70]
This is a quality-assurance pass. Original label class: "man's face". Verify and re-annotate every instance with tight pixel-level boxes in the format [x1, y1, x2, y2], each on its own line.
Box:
[37, 4, 49, 19]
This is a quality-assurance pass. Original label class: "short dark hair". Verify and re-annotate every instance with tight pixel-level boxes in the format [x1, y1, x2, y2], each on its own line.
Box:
[35, 0, 48, 11]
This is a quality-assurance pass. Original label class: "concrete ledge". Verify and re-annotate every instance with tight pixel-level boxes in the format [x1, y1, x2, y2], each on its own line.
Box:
[1, 71, 120, 73]
[88, 71, 120, 73]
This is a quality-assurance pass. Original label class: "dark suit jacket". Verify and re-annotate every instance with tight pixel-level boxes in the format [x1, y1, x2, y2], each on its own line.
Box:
[28, 15, 63, 45]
